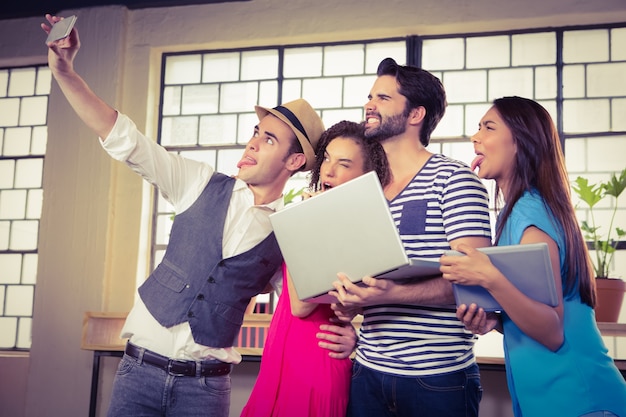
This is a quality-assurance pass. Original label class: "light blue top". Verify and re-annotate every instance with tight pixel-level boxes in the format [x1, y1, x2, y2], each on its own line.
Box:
[498, 189, 626, 417]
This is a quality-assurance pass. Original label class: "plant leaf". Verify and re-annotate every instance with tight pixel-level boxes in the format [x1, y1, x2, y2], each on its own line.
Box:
[603, 168, 626, 198]
[573, 176, 603, 208]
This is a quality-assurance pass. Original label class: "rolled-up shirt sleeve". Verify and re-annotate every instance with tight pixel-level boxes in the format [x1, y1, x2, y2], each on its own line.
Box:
[100, 112, 214, 213]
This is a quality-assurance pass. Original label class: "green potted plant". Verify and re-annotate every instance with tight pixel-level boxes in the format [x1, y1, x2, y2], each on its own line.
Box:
[572, 167, 626, 322]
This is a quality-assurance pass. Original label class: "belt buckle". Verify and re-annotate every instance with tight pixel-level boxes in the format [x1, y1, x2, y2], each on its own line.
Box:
[167, 359, 191, 376]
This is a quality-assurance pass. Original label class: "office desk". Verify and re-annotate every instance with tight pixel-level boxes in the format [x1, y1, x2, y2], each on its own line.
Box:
[81, 313, 626, 417]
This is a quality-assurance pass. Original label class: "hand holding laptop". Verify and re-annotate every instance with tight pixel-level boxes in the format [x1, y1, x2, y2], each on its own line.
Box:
[330, 272, 395, 308]
[440, 242, 558, 312]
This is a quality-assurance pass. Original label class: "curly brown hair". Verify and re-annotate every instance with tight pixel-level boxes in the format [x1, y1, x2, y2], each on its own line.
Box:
[308, 120, 391, 192]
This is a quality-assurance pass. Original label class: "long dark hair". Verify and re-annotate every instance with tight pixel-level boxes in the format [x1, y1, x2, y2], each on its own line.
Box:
[492, 96, 595, 307]
[309, 120, 391, 191]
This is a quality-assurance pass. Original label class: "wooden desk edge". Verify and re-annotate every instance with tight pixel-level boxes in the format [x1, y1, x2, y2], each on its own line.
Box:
[79, 312, 626, 370]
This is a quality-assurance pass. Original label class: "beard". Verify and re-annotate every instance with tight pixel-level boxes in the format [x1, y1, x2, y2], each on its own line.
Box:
[364, 111, 409, 143]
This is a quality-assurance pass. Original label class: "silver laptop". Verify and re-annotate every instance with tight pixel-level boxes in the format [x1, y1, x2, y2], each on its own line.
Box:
[269, 171, 441, 303]
[446, 242, 559, 312]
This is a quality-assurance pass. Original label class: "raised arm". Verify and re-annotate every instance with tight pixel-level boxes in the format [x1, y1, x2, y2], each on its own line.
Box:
[42, 14, 118, 140]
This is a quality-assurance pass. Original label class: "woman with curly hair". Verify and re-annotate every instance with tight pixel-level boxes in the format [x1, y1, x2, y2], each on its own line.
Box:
[241, 120, 390, 417]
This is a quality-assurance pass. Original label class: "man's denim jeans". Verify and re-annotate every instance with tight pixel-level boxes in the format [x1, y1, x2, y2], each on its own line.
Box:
[347, 361, 482, 417]
[107, 353, 231, 417]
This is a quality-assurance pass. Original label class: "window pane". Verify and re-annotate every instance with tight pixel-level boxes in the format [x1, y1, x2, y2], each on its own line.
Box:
[258, 81, 278, 107]
[160, 116, 199, 146]
[22, 254, 37, 285]
[324, 44, 365, 76]
[203, 52, 240, 82]
[220, 82, 258, 113]
[181, 84, 219, 115]
[0, 70, 8, 98]
[0, 221, 9, 250]
[15, 159, 43, 188]
[512, 32, 556, 66]
[8, 68, 36, 97]
[284, 47, 323, 78]
[535, 67, 557, 99]
[0, 98, 20, 127]
[422, 38, 465, 70]
[612, 28, 626, 60]
[563, 29, 609, 63]
[241, 50, 278, 80]
[586, 136, 626, 173]
[0, 318, 18, 348]
[36, 67, 51, 95]
[467, 36, 510, 69]
[31, 126, 47, 155]
[433, 104, 465, 138]
[587, 63, 626, 97]
[20, 96, 48, 126]
[3, 127, 31, 156]
[16, 317, 31, 349]
[564, 137, 586, 172]
[488, 68, 534, 100]
[162, 86, 182, 116]
[0, 160, 15, 188]
[613, 98, 626, 131]
[26, 189, 43, 219]
[563, 99, 610, 133]
[164, 54, 202, 84]
[0, 253, 21, 283]
[343, 75, 376, 107]
[9, 220, 38, 250]
[0, 189, 26, 219]
[199, 114, 238, 145]
[302, 77, 343, 108]
[5, 285, 33, 316]
[443, 70, 487, 103]
[563, 65, 585, 98]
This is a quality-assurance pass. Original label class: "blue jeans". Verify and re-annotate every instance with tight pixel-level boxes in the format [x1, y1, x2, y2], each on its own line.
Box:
[107, 353, 231, 417]
[347, 361, 482, 417]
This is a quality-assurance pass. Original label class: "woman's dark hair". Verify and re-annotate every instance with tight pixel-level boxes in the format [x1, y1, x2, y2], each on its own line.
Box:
[376, 58, 447, 147]
[309, 120, 391, 192]
[492, 96, 595, 307]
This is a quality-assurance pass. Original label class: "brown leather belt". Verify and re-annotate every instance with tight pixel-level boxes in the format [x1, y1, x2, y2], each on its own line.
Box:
[124, 342, 232, 377]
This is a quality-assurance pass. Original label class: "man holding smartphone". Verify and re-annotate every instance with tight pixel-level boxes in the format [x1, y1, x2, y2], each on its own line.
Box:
[42, 14, 356, 417]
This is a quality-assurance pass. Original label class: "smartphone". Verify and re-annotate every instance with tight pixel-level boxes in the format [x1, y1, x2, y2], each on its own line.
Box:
[45, 15, 78, 44]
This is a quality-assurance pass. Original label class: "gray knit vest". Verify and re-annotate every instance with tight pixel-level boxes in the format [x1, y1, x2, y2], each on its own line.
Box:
[139, 173, 283, 347]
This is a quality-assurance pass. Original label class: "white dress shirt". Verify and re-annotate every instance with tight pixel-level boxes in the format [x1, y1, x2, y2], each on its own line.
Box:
[101, 113, 283, 363]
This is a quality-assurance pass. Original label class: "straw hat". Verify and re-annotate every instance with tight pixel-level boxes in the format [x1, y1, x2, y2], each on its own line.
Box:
[255, 99, 325, 171]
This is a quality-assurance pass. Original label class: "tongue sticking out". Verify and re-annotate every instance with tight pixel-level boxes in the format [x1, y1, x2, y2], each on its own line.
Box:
[237, 158, 256, 169]
[471, 155, 485, 172]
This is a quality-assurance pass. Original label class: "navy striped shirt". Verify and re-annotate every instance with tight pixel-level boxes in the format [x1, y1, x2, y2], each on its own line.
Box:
[355, 154, 492, 376]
